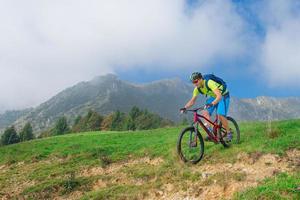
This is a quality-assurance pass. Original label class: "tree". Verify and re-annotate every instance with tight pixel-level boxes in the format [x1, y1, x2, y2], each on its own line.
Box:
[133, 108, 174, 130]
[74, 115, 82, 126]
[126, 117, 136, 131]
[72, 110, 104, 132]
[86, 111, 103, 131]
[133, 109, 157, 130]
[126, 106, 142, 131]
[110, 110, 127, 131]
[52, 116, 69, 135]
[1, 126, 20, 146]
[129, 106, 140, 121]
[101, 113, 113, 131]
[19, 122, 34, 141]
[180, 117, 189, 126]
[103, 107, 174, 131]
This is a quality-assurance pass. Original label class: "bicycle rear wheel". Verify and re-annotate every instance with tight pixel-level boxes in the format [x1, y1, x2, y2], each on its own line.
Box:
[177, 126, 204, 164]
[218, 116, 240, 148]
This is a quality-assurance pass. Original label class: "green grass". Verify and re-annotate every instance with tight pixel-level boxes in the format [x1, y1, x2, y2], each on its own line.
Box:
[1, 120, 299, 165]
[0, 128, 179, 165]
[0, 119, 299, 199]
[234, 172, 300, 200]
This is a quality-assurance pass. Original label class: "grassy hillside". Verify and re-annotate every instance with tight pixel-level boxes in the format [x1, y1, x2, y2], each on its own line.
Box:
[0, 119, 299, 199]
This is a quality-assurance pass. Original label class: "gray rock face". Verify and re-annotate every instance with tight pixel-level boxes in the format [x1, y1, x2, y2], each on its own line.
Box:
[230, 96, 300, 121]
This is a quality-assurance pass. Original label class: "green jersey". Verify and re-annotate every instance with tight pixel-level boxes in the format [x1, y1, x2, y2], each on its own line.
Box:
[193, 79, 228, 98]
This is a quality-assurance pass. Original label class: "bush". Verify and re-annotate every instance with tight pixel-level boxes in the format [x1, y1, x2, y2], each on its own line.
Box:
[72, 110, 103, 132]
[1, 126, 20, 146]
[52, 116, 70, 135]
[20, 122, 34, 141]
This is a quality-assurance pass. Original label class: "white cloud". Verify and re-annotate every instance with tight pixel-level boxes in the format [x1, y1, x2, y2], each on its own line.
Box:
[0, 0, 248, 111]
[260, 0, 300, 86]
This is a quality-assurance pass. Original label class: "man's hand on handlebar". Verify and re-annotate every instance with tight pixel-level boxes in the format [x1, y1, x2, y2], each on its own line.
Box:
[180, 107, 187, 114]
[204, 103, 214, 109]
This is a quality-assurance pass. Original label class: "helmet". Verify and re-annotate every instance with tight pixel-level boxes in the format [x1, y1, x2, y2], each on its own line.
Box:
[190, 72, 202, 82]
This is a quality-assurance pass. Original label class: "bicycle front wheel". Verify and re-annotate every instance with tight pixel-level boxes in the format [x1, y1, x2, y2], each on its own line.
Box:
[177, 126, 204, 164]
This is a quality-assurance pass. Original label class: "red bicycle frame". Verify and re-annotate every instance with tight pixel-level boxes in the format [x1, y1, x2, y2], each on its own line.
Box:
[192, 108, 222, 143]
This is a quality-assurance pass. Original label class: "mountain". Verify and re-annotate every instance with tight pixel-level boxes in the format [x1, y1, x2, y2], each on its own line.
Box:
[0, 74, 300, 134]
[3, 74, 196, 133]
[230, 96, 300, 121]
[0, 108, 33, 129]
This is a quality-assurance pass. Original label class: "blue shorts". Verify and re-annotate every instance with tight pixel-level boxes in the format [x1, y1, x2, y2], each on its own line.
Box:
[206, 93, 230, 116]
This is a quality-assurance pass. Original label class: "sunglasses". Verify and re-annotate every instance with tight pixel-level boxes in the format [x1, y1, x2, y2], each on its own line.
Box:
[192, 80, 199, 84]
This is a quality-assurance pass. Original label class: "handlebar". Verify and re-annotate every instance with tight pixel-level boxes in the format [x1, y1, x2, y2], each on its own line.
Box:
[183, 106, 205, 113]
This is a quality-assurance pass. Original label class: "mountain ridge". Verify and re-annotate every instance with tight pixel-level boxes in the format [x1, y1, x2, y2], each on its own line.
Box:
[1, 74, 300, 135]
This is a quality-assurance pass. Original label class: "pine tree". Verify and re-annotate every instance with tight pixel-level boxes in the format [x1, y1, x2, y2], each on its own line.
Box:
[72, 110, 104, 132]
[126, 117, 136, 130]
[180, 117, 189, 126]
[1, 126, 20, 145]
[52, 116, 69, 135]
[86, 111, 103, 131]
[101, 113, 113, 131]
[20, 122, 34, 141]
[74, 115, 82, 126]
[126, 106, 141, 130]
[111, 110, 126, 131]
[129, 106, 140, 121]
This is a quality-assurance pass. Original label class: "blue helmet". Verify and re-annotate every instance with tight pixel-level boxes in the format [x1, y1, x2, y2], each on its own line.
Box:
[190, 72, 202, 82]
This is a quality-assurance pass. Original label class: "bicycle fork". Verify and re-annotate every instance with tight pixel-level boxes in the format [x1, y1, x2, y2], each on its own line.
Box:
[188, 125, 198, 148]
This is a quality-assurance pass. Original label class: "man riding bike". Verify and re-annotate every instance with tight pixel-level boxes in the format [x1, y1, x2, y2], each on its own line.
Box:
[180, 72, 232, 141]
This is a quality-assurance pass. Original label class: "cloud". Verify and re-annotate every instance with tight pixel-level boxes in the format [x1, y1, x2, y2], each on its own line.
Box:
[0, 0, 249, 111]
[259, 0, 300, 87]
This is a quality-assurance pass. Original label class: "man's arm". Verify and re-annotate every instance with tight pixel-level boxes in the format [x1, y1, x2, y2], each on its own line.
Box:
[184, 96, 198, 109]
[211, 89, 222, 105]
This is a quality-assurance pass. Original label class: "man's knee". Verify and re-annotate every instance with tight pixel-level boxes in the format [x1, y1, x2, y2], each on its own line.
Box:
[218, 114, 227, 120]
[202, 111, 212, 120]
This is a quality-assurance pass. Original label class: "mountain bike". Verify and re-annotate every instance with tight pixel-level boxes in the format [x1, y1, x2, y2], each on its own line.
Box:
[177, 106, 240, 164]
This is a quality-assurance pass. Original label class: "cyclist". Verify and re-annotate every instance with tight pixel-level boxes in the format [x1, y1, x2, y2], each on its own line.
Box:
[180, 72, 232, 141]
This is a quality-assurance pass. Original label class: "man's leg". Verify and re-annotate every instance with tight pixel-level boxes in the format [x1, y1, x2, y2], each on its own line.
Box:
[219, 115, 229, 133]
[216, 95, 231, 140]
[203, 97, 215, 128]
[203, 97, 216, 141]
[202, 110, 211, 126]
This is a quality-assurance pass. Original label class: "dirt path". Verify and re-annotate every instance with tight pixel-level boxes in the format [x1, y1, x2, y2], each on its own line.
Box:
[148, 149, 300, 200]
[1, 150, 299, 200]
[77, 149, 299, 200]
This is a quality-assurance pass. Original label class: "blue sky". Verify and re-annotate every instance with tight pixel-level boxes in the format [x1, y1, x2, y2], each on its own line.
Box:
[117, 62, 300, 98]
[117, 0, 300, 98]
[0, 0, 300, 112]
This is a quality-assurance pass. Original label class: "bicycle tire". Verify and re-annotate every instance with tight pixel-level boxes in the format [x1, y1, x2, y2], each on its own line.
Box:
[218, 116, 240, 148]
[177, 126, 204, 164]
